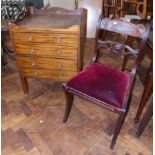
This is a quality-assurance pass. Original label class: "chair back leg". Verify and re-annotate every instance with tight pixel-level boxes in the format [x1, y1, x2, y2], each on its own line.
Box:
[135, 97, 153, 137]
[134, 62, 153, 122]
[62, 85, 74, 123]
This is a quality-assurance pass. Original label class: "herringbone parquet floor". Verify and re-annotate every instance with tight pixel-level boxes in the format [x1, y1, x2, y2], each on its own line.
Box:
[2, 39, 152, 155]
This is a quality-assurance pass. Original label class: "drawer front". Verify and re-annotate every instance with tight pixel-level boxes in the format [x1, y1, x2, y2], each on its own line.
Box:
[19, 68, 77, 81]
[16, 57, 77, 71]
[14, 44, 78, 58]
[13, 33, 79, 46]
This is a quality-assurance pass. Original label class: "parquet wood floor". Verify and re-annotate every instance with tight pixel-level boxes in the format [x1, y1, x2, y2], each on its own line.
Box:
[2, 39, 152, 155]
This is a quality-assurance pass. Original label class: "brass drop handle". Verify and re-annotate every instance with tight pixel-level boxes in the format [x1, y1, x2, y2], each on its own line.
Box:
[56, 37, 61, 43]
[32, 61, 36, 67]
[28, 36, 32, 41]
[30, 48, 35, 53]
[56, 49, 62, 54]
[57, 64, 62, 68]
[32, 72, 38, 76]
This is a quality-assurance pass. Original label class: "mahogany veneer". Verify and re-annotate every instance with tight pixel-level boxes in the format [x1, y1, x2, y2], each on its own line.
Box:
[9, 7, 85, 93]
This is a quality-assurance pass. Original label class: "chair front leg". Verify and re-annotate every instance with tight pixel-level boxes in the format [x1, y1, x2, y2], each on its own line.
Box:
[110, 113, 126, 149]
[62, 85, 74, 123]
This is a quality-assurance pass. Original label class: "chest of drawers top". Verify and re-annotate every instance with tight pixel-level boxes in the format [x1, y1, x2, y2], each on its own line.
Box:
[18, 14, 81, 29]
[9, 7, 84, 34]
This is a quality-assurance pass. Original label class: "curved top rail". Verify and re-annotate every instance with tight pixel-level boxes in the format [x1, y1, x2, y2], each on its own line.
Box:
[100, 18, 146, 38]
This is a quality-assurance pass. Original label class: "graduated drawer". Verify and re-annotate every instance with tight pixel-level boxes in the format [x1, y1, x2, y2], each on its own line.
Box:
[14, 44, 78, 58]
[12, 32, 79, 46]
[16, 57, 77, 71]
[19, 68, 77, 81]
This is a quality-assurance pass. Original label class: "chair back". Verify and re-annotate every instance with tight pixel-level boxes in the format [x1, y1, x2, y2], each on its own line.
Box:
[93, 15, 151, 77]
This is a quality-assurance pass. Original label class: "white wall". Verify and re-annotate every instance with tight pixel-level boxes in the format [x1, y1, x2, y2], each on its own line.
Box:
[49, 0, 76, 10]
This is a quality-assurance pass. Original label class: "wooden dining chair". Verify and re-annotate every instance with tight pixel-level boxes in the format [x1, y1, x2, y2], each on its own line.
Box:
[62, 15, 151, 149]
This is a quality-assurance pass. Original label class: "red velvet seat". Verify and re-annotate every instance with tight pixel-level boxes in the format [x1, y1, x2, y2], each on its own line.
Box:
[67, 63, 131, 111]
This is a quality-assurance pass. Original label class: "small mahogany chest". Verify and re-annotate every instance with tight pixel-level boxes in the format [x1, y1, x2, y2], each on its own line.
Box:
[9, 7, 85, 93]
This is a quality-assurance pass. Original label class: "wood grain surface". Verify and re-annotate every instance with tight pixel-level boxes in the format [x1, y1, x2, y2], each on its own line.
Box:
[14, 44, 78, 58]
[16, 57, 77, 71]
[19, 68, 77, 80]
[12, 32, 79, 46]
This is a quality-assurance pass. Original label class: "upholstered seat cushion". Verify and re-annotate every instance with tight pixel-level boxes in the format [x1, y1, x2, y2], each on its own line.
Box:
[66, 63, 131, 110]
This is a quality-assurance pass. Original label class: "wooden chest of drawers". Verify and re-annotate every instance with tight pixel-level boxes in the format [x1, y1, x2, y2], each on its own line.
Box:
[9, 7, 85, 93]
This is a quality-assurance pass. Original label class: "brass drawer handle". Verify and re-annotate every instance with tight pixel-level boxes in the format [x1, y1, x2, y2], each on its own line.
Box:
[56, 49, 62, 54]
[28, 36, 32, 41]
[30, 48, 35, 53]
[56, 37, 61, 43]
[32, 61, 36, 67]
[32, 72, 38, 76]
[57, 64, 63, 68]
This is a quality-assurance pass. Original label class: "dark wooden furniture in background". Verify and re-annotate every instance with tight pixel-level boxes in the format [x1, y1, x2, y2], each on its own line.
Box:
[134, 61, 152, 122]
[103, 0, 124, 17]
[135, 95, 153, 137]
[136, 0, 153, 19]
[62, 16, 151, 149]
[123, 0, 153, 18]
[103, 0, 153, 19]
[134, 24, 153, 122]
[9, 7, 85, 94]
[123, 0, 137, 15]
